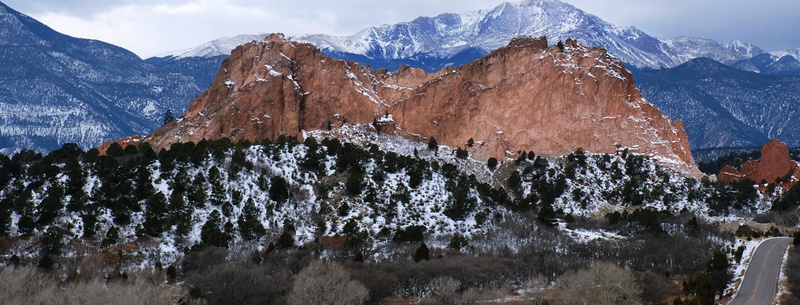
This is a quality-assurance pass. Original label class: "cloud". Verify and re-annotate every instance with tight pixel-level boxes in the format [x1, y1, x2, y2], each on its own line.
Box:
[5, 0, 193, 17]
[4, 0, 799, 57]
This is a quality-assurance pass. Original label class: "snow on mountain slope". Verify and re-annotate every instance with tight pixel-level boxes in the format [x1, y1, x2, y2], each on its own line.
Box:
[0, 1, 203, 155]
[295, 0, 676, 70]
[155, 33, 268, 59]
[773, 48, 800, 60]
[662, 37, 764, 66]
[732, 48, 800, 75]
[159, 0, 765, 72]
[635, 58, 800, 149]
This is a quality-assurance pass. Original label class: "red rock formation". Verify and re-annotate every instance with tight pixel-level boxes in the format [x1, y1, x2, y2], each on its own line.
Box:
[144, 34, 701, 176]
[96, 135, 143, 155]
[719, 139, 800, 186]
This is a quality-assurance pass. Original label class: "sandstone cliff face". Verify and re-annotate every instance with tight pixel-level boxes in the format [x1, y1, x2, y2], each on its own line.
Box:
[145, 34, 700, 176]
[719, 139, 800, 186]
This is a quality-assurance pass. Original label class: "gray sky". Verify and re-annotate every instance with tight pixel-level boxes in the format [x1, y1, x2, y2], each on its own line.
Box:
[5, 0, 800, 58]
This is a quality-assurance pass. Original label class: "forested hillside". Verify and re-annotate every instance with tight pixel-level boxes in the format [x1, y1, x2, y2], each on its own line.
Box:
[3, 125, 796, 304]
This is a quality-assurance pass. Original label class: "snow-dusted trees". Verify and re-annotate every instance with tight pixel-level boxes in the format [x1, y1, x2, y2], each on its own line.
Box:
[288, 260, 368, 305]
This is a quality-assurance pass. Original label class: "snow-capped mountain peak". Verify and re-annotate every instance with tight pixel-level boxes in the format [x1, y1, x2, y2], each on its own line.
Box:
[155, 33, 268, 59]
[155, 0, 769, 72]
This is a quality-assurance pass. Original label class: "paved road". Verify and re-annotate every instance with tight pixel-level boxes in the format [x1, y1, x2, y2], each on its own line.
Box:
[728, 237, 792, 305]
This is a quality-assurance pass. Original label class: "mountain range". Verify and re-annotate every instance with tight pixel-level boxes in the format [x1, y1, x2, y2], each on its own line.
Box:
[732, 50, 800, 75]
[635, 58, 800, 150]
[0, 1, 208, 155]
[2, 0, 799, 156]
[156, 0, 769, 72]
[148, 0, 800, 154]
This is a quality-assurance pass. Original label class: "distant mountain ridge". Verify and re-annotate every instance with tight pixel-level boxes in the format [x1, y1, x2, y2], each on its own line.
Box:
[0, 1, 207, 154]
[635, 58, 800, 150]
[732, 51, 800, 75]
[155, 0, 769, 72]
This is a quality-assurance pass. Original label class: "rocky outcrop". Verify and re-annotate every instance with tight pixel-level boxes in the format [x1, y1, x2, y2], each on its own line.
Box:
[96, 135, 143, 155]
[719, 139, 800, 185]
[145, 34, 701, 176]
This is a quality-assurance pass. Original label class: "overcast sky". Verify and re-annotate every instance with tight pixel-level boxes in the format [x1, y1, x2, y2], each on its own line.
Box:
[5, 0, 800, 58]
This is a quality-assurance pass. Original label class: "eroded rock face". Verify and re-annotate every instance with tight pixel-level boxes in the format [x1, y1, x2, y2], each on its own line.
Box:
[719, 139, 800, 185]
[144, 34, 700, 176]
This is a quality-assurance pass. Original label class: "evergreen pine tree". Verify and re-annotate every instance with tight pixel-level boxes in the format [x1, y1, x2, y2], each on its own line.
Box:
[67, 188, 88, 213]
[208, 166, 226, 206]
[173, 168, 190, 194]
[187, 174, 207, 207]
[428, 137, 438, 151]
[169, 191, 192, 235]
[487, 157, 498, 170]
[238, 198, 265, 240]
[275, 220, 295, 249]
[414, 243, 430, 262]
[201, 211, 228, 248]
[537, 202, 557, 227]
[41, 227, 64, 255]
[102, 226, 120, 247]
[143, 192, 169, 237]
[64, 157, 84, 195]
[81, 212, 98, 238]
[346, 172, 364, 195]
[163, 109, 174, 125]
[0, 197, 12, 236]
[106, 142, 124, 157]
[37, 182, 64, 227]
[17, 189, 35, 235]
[270, 176, 290, 203]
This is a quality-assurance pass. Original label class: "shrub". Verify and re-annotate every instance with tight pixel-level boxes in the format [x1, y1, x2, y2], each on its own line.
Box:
[447, 234, 469, 250]
[346, 172, 364, 196]
[487, 157, 498, 170]
[393, 225, 427, 243]
[428, 137, 438, 151]
[455, 148, 468, 159]
[269, 176, 290, 203]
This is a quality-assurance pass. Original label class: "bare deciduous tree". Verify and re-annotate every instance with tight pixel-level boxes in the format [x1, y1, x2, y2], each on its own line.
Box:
[554, 262, 642, 305]
[0, 265, 188, 305]
[424, 276, 477, 305]
[289, 260, 368, 305]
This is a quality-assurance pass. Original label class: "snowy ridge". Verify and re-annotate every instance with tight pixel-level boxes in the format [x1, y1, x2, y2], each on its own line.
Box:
[155, 33, 268, 59]
[158, 0, 773, 71]
[0, 1, 206, 154]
